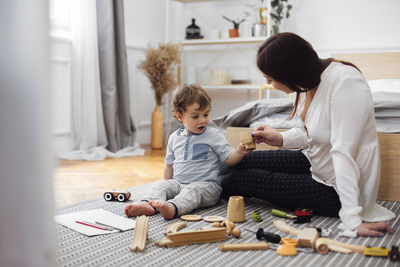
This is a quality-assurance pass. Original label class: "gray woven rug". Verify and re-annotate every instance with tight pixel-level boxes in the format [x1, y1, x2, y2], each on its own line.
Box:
[55, 184, 400, 267]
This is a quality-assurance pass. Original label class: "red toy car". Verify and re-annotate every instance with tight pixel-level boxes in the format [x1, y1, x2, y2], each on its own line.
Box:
[103, 190, 131, 202]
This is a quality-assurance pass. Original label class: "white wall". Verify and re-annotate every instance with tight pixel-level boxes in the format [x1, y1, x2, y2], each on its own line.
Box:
[123, 0, 400, 145]
[51, 0, 400, 146]
[285, 0, 400, 53]
[124, 0, 168, 145]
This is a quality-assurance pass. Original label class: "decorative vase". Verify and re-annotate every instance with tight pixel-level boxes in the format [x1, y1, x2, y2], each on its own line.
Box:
[229, 28, 239, 38]
[259, 7, 268, 24]
[151, 105, 164, 149]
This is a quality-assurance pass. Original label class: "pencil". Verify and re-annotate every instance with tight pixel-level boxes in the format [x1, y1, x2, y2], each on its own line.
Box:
[75, 220, 109, 231]
[95, 221, 123, 231]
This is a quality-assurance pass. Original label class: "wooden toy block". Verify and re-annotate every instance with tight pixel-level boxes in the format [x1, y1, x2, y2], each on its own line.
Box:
[203, 216, 225, 222]
[315, 238, 329, 254]
[296, 228, 318, 248]
[239, 132, 256, 150]
[200, 226, 218, 231]
[317, 238, 364, 254]
[277, 244, 297, 256]
[180, 214, 202, 221]
[213, 222, 224, 227]
[165, 221, 187, 235]
[223, 219, 235, 234]
[273, 220, 300, 236]
[231, 227, 241, 238]
[213, 220, 238, 236]
[226, 196, 246, 222]
[130, 215, 149, 252]
[219, 243, 270, 251]
[315, 238, 352, 254]
[274, 220, 365, 254]
[166, 227, 227, 247]
[154, 238, 172, 248]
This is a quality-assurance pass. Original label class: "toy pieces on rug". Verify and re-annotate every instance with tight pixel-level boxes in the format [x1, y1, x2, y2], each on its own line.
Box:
[165, 221, 187, 235]
[212, 219, 241, 238]
[103, 190, 131, 202]
[155, 227, 227, 248]
[245, 228, 281, 244]
[309, 226, 332, 237]
[388, 246, 399, 261]
[276, 237, 298, 256]
[294, 208, 312, 224]
[272, 220, 318, 249]
[251, 211, 262, 222]
[271, 209, 297, 220]
[131, 215, 149, 252]
[226, 196, 246, 222]
[203, 216, 225, 223]
[219, 243, 270, 251]
[155, 221, 188, 247]
[180, 214, 202, 221]
[273, 220, 365, 254]
[270, 208, 313, 223]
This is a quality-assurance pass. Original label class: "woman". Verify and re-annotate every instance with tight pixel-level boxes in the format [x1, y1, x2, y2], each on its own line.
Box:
[223, 32, 395, 237]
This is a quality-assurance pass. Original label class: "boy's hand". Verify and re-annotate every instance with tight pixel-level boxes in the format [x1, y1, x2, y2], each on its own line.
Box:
[237, 143, 252, 155]
[225, 143, 251, 165]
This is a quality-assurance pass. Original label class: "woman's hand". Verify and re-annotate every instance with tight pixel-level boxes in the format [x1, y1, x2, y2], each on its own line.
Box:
[252, 125, 283, 147]
[355, 222, 395, 237]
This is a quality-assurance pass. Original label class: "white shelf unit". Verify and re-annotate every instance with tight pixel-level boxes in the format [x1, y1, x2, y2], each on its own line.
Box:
[179, 37, 266, 92]
[173, 0, 218, 2]
[168, 0, 277, 119]
[170, 0, 271, 89]
[202, 84, 260, 90]
[181, 36, 267, 46]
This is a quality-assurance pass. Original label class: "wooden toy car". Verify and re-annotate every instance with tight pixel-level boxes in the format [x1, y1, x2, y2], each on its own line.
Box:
[103, 190, 131, 202]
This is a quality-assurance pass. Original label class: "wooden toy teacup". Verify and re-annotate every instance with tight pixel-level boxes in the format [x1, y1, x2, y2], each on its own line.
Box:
[226, 196, 246, 222]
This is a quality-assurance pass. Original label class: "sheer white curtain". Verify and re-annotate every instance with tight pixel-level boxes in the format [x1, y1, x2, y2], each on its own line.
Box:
[57, 0, 144, 160]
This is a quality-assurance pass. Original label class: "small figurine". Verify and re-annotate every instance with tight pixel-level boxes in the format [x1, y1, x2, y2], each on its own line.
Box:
[103, 190, 131, 202]
[294, 208, 312, 224]
[186, 18, 203, 40]
[251, 210, 262, 222]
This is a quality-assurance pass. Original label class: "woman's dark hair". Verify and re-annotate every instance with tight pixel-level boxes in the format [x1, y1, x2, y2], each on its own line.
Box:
[257, 32, 360, 118]
[172, 84, 211, 115]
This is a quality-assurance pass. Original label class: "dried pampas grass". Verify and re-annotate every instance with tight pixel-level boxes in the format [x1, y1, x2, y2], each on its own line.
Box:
[138, 43, 181, 106]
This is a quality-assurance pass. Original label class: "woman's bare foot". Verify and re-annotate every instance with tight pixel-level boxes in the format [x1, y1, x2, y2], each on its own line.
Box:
[149, 200, 176, 220]
[124, 201, 156, 218]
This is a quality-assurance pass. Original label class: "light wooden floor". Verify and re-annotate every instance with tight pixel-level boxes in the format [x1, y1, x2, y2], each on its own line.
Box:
[54, 146, 165, 208]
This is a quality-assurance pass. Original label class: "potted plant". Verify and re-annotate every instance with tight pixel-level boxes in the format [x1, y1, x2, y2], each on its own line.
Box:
[223, 15, 247, 38]
[138, 43, 180, 149]
[270, 0, 292, 35]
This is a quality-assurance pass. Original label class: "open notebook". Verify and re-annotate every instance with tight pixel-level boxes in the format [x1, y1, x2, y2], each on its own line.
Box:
[55, 209, 136, 236]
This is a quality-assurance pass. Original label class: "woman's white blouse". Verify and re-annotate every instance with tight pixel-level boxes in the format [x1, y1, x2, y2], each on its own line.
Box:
[280, 62, 395, 230]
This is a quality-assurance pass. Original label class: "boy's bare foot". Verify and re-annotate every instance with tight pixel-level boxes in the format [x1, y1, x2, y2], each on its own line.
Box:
[124, 201, 156, 218]
[149, 200, 176, 220]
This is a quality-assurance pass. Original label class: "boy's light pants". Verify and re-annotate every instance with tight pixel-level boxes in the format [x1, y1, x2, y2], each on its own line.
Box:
[141, 179, 222, 216]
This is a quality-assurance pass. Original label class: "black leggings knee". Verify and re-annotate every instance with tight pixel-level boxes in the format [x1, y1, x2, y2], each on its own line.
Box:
[222, 150, 341, 217]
